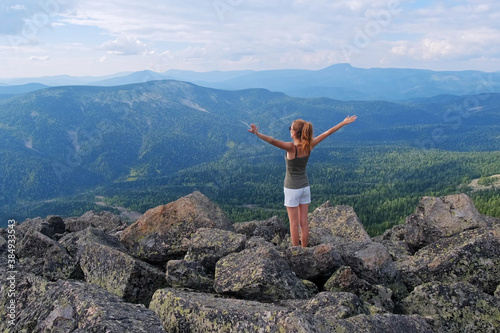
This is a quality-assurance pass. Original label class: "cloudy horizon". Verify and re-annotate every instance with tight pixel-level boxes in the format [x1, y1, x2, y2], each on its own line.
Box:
[1, 0, 500, 79]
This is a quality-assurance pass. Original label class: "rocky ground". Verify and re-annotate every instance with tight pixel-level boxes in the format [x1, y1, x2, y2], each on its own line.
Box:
[1, 191, 499, 332]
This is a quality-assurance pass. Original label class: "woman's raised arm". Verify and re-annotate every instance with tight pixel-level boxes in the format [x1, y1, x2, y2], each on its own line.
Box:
[311, 115, 357, 148]
[248, 124, 294, 151]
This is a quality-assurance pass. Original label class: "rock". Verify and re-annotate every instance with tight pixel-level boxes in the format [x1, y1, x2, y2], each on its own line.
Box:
[483, 215, 500, 228]
[283, 243, 344, 287]
[338, 241, 398, 285]
[324, 266, 394, 314]
[405, 193, 487, 251]
[398, 227, 500, 294]
[120, 191, 233, 263]
[184, 228, 246, 272]
[378, 239, 412, 262]
[214, 245, 312, 301]
[244, 236, 278, 250]
[0, 273, 166, 333]
[374, 224, 406, 242]
[401, 282, 500, 333]
[150, 287, 431, 333]
[76, 228, 167, 306]
[0, 233, 6, 254]
[166, 259, 214, 292]
[292, 291, 369, 321]
[308, 227, 349, 247]
[333, 314, 434, 333]
[233, 216, 288, 244]
[17, 215, 65, 239]
[59, 226, 126, 258]
[309, 202, 371, 243]
[150, 287, 311, 333]
[17, 230, 82, 281]
[150, 288, 372, 333]
[495, 285, 500, 298]
[302, 279, 319, 295]
[65, 210, 127, 233]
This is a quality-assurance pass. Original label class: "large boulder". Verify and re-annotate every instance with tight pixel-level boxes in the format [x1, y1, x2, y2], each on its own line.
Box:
[233, 216, 288, 244]
[64, 210, 127, 233]
[166, 259, 214, 292]
[73, 228, 167, 306]
[324, 266, 394, 314]
[283, 243, 344, 287]
[401, 282, 500, 332]
[150, 288, 306, 332]
[287, 291, 369, 321]
[16, 215, 65, 239]
[150, 288, 372, 333]
[214, 245, 312, 301]
[0, 273, 166, 333]
[149, 288, 431, 333]
[405, 193, 488, 251]
[338, 241, 398, 285]
[120, 191, 233, 263]
[17, 230, 82, 281]
[398, 227, 500, 294]
[332, 314, 433, 333]
[184, 227, 246, 272]
[378, 239, 412, 262]
[309, 202, 371, 243]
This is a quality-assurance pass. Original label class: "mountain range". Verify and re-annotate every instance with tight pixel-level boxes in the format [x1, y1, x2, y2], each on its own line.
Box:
[2, 64, 500, 101]
[1, 78, 500, 227]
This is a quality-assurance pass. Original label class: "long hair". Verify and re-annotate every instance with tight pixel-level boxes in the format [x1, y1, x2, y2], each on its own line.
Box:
[292, 119, 313, 154]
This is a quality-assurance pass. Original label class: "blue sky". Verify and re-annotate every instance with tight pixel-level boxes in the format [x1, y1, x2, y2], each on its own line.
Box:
[1, 0, 500, 79]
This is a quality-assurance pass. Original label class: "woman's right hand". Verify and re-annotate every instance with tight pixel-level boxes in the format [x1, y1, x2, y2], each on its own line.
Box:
[342, 115, 357, 125]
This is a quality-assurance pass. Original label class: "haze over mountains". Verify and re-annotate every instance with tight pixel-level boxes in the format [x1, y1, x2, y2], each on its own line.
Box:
[2, 64, 500, 101]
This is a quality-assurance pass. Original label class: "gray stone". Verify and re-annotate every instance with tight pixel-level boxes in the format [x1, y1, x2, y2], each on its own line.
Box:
[214, 245, 312, 301]
[333, 314, 434, 333]
[149, 287, 311, 333]
[17, 215, 65, 239]
[338, 241, 398, 285]
[64, 210, 127, 233]
[0, 273, 166, 333]
[324, 266, 394, 314]
[184, 227, 246, 272]
[120, 191, 234, 263]
[398, 227, 500, 294]
[166, 259, 214, 292]
[405, 193, 487, 251]
[309, 202, 371, 243]
[17, 230, 82, 281]
[283, 243, 343, 286]
[233, 216, 288, 244]
[401, 282, 500, 333]
[77, 228, 167, 306]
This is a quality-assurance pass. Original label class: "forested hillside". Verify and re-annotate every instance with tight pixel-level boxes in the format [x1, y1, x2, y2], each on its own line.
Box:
[1, 80, 499, 233]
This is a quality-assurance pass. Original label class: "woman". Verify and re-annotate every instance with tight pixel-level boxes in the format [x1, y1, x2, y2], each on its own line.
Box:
[248, 115, 357, 247]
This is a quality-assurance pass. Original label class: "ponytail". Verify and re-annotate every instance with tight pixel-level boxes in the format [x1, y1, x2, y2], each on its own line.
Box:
[292, 119, 313, 154]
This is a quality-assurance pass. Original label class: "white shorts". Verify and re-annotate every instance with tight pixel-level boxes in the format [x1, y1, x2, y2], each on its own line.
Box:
[284, 186, 311, 207]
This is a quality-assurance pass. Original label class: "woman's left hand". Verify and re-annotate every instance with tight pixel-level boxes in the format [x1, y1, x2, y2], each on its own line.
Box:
[248, 124, 259, 135]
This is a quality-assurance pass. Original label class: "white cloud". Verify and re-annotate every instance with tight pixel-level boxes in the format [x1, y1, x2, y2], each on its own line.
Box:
[9, 5, 27, 12]
[2, 0, 500, 77]
[0, 0, 79, 36]
[99, 37, 147, 56]
[28, 55, 50, 61]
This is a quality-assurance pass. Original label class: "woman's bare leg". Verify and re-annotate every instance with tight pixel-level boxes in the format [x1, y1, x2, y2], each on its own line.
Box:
[298, 203, 309, 247]
[287, 206, 300, 246]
